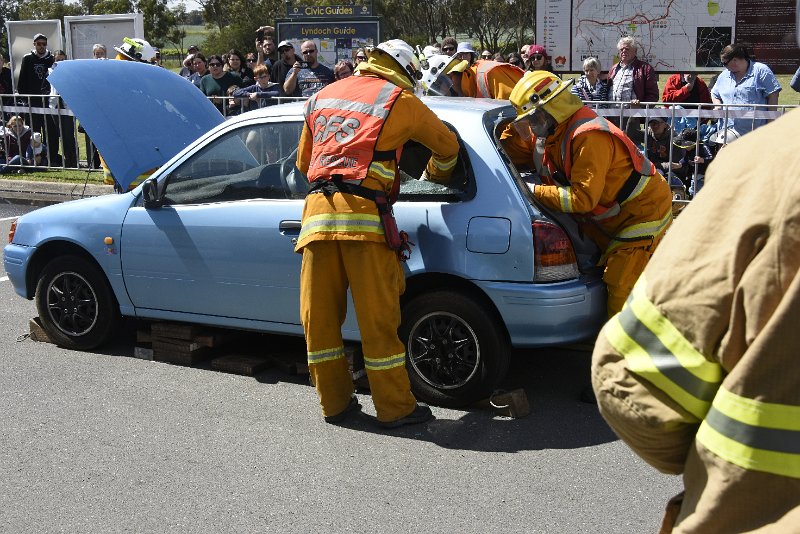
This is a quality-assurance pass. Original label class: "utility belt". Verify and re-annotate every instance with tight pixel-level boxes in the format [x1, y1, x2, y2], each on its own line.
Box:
[576, 169, 660, 245]
[308, 176, 414, 261]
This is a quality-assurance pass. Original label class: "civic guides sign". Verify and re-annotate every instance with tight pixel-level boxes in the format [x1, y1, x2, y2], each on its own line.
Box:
[538, 0, 798, 73]
[287, 4, 372, 17]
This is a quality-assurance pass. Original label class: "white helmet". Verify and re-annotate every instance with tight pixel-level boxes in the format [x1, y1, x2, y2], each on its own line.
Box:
[708, 127, 742, 145]
[372, 39, 421, 87]
[114, 37, 157, 63]
[420, 54, 459, 96]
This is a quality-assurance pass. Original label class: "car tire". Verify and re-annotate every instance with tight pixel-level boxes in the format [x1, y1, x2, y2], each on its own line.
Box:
[35, 255, 120, 350]
[400, 291, 510, 408]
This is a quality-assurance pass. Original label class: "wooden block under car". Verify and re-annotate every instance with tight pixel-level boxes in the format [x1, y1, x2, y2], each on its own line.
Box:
[266, 351, 309, 375]
[150, 322, 204, 341]
[152, 340, 212, 365]
[211, 353, 272, 376]
[29, 317, 52, 343]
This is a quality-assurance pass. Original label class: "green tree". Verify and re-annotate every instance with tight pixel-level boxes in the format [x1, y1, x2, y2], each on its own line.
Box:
[136, 0, 179, 48]
[18, 0, 81, 21]
[450, 0, 534, 54]
[198, 0, 283, 55]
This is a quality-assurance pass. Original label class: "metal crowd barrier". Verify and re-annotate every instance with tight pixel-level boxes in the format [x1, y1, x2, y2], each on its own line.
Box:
[0, 93, 305, 174]
[1, 94, 797, 179]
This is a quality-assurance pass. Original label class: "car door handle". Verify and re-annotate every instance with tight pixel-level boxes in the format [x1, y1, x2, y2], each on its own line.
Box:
[279, 220, 302, 233]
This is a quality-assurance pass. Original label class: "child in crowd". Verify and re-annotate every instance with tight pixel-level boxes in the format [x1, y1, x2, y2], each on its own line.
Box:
[673, 127, 713, 197]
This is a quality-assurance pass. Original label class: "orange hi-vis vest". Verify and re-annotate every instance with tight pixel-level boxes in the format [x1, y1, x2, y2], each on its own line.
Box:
[546, 106, 657, 221]
[304, 76, 404, 184]
[473, 60, 525, 98]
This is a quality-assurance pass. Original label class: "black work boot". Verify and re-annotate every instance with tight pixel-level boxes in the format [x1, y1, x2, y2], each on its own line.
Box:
[378, 403, 433, 429]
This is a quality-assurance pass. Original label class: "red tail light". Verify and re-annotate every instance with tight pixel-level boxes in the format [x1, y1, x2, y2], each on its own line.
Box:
[532, 220, 579, 282]
[8, 219, 17, 243]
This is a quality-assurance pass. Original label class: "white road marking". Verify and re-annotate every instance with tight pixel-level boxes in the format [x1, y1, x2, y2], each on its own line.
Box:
[0, 216, 19, 222]
[0, 276, 8, 282]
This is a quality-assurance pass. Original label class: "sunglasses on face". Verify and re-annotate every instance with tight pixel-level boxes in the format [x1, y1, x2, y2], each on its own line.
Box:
[302, 49, 316, 54]
[246, 58, 256, 62]
[356, 56, 367, 61]
[208, 62, 222, 67]
[481, 54, 491, 59]
[442, 47, 455, 53]
[531, 54, 544, 60]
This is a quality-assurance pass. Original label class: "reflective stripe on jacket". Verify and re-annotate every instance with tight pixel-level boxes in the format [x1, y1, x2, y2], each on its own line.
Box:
[304, 76, 403, 182]
[592, 109, 800, 532]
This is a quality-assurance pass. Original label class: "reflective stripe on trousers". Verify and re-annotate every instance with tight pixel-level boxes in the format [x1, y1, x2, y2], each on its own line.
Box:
[300, 240, 417, 422]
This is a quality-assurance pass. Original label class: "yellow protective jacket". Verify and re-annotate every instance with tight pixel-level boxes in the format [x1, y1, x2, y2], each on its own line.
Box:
[592, 109, 800, 533]
[534, 108, 672, 261]
[461, 60, 524, 99]
[295, 73, 459, 251]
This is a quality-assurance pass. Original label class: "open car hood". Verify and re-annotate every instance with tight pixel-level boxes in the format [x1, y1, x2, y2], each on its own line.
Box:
[49, 60, 224, 191]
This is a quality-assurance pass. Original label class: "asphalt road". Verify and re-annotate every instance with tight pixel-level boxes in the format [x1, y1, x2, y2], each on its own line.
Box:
[1, 202, 683, 533]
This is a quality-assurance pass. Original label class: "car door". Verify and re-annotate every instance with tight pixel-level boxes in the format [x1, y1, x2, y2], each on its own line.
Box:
[120, 120, 308, 326]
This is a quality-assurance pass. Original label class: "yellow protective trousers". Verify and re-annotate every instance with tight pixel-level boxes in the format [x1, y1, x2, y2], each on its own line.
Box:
[300, 239, 417, 422]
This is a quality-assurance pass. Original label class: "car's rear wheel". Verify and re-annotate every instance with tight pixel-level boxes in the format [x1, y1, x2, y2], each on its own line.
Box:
[35, 255, 119, 350]
[400, 291, 510, 408]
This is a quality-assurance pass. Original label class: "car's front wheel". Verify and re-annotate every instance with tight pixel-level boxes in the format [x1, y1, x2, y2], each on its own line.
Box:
[35, 255, 119, 350]
[400, 291, 510, 407]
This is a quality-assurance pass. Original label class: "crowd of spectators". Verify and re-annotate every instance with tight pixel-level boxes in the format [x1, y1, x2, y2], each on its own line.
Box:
[1, 28, 795, 180]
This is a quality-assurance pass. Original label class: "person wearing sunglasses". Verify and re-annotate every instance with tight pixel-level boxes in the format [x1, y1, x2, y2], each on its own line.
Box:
[440, 36, 457, 56]
[354, 48, 368, 63]
[283, 40, 334, 97]
[199, 54, 243, 114]
[480, 50, 492, 61]
[526, 44, 557, 75]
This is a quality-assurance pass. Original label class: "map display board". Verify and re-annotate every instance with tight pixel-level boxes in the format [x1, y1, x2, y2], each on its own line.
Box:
[538, 0, 798, 73]
[276, 19, 380, 69]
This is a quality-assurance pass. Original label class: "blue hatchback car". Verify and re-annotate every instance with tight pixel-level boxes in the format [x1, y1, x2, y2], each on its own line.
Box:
[4, 61, 606, 406]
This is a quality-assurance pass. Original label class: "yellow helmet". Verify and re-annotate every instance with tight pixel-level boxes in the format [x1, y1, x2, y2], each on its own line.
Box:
[509, 71, 581, 124]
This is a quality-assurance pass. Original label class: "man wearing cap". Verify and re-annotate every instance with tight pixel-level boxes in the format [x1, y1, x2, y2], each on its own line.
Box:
[295, 39, 459, 428]
[283, 40, 334, 98]
[508, 71, 672, 317]
[271, 40, 298, 97]
[17, 33, 55, 162]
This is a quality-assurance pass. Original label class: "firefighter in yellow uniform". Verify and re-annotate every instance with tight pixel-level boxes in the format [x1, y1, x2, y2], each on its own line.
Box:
[592, 108, 800, 532]
[420, 55, 523, 100]
[295, 39, 459, 427]
[508, 71, 672, 317]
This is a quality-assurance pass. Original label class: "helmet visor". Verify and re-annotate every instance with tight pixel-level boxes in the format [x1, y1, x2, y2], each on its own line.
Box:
[513, 109, 551, 141]
[425, 72, 455, 96]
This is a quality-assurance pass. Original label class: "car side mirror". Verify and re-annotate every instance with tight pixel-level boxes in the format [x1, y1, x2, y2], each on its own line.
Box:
[141, 177, 163, 209]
